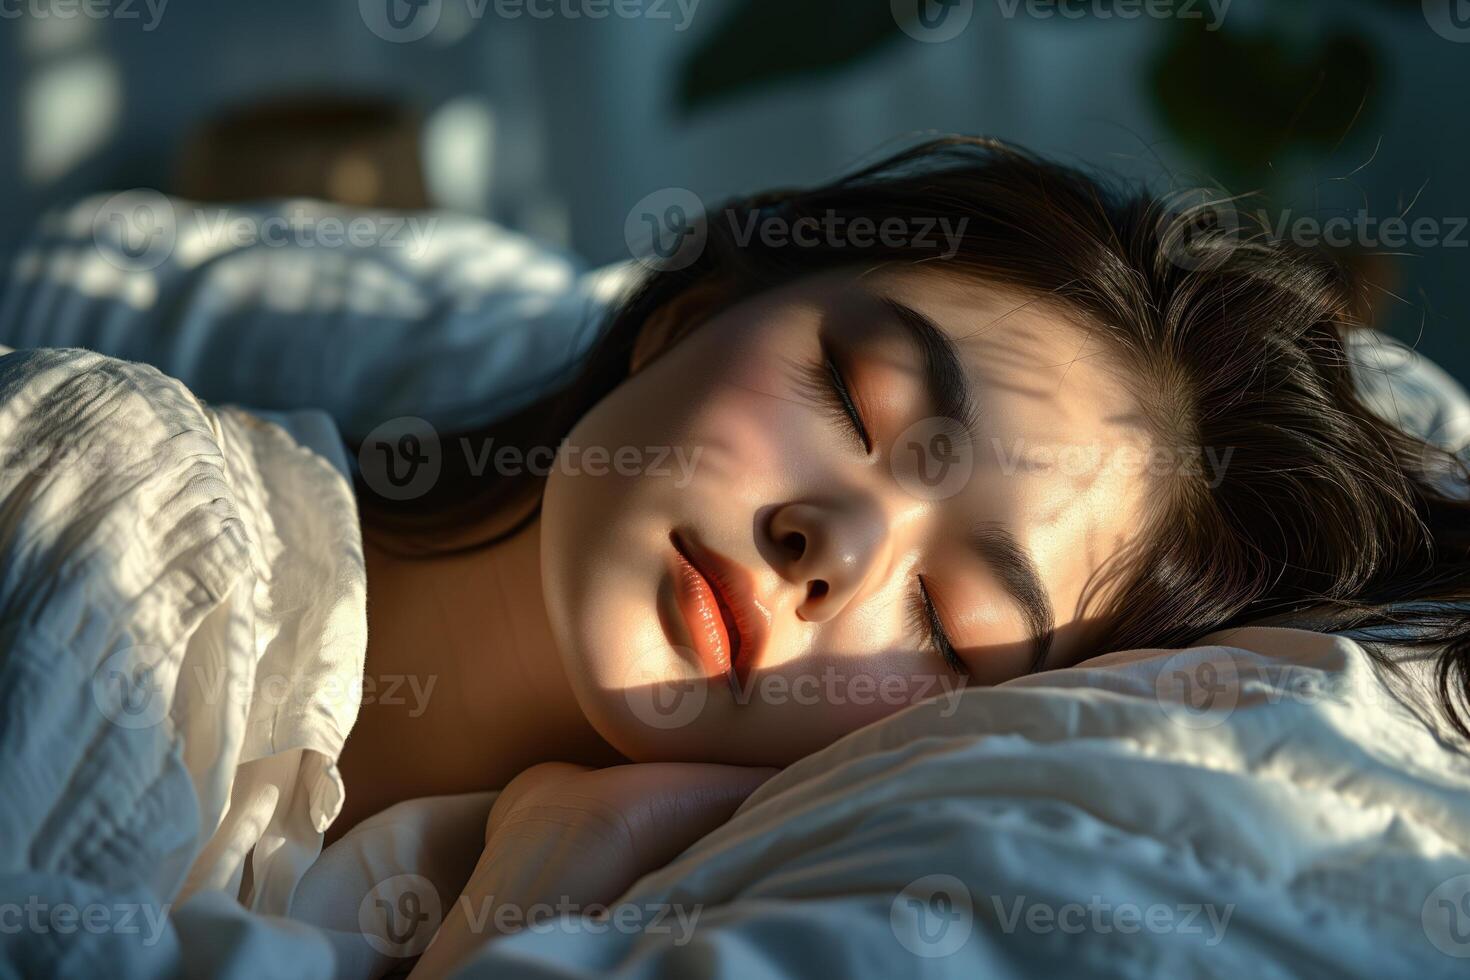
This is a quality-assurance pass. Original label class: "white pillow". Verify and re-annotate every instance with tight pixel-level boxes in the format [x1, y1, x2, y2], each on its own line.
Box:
[0, 193, 638, 442]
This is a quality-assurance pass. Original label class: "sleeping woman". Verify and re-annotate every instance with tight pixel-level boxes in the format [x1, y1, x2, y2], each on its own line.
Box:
[2, 136, 1467, 977]
[316, 137, 1470, 973]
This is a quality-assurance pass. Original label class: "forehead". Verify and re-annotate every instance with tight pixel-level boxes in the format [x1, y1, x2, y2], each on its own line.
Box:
[862, 265, 1142, 432]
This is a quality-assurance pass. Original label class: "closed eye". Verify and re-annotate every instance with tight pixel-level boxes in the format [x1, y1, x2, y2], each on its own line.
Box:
[796, 343, 873, 454]
[908, 576, 966, 676]
[794, 339, 963, 676]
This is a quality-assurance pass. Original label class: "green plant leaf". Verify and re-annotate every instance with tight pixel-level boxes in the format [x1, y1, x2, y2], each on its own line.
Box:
[1148, 21, 1378, 189]
[676, 0, 906, 116]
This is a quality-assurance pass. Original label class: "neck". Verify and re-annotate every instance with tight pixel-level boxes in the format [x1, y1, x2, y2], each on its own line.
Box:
[335, 513, 622, 834]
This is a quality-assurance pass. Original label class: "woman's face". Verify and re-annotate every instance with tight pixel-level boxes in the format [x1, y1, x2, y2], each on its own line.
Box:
[541, 266, 1155, 765]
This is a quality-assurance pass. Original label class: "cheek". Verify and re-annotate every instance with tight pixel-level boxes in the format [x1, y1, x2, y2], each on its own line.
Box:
[610, 322, 833, 503]
[681, 375, 819, 499]
[592, 314, 800, 447]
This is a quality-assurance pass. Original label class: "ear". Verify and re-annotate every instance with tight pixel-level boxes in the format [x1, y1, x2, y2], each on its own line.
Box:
[629, 276, 732, 374]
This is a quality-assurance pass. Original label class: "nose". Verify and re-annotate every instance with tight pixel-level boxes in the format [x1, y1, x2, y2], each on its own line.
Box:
[766, 500, 886, 622]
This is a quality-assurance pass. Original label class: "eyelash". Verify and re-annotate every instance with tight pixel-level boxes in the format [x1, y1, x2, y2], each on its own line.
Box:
[797, 348, 873, 454]
[798, 348, 964, 677]
[908, 577, 967, 677]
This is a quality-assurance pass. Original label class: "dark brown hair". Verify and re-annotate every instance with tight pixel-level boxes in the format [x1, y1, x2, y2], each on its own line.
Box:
[358, 136, 1470, 742]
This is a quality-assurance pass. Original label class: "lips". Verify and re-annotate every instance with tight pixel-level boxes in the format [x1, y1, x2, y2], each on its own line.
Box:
[668, 530, 768, 694]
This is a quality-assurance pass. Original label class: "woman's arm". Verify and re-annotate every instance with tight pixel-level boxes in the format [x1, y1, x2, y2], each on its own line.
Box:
[409, 762, 776, 979]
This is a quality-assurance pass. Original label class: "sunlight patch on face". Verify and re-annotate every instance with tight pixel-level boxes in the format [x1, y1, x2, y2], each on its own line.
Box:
[867, 267, 1157, 656]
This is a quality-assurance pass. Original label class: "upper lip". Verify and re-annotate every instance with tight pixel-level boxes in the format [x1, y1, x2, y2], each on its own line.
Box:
[670, 530, 770, 684]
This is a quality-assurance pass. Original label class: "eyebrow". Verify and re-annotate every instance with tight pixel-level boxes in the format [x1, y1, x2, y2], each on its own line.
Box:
[867, 293, 1055, 670]
[873, 296, 981, 439]
[971, 523, 1056, 672]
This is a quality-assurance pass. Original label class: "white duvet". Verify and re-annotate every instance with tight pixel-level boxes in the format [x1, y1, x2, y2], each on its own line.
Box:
[459, 628, 1470, 978]
[0, 345, 366, 977]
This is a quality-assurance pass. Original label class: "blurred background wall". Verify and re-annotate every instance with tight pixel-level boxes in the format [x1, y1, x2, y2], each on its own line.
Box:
[0, 0, 1465, 377]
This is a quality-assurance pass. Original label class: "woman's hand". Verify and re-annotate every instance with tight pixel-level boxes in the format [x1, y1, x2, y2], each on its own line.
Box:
[409, 762, 778, 978]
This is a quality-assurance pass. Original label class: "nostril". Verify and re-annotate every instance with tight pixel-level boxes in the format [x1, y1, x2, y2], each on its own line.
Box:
[781, 531, 806, 559]
[807, 580, 829, 601]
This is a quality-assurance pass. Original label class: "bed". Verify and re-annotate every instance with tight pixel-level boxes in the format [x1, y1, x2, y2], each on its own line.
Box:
[1, 196, 1467, 978]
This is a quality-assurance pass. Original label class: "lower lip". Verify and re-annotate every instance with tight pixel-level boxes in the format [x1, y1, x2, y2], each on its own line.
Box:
[668, 539, 738, 692]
